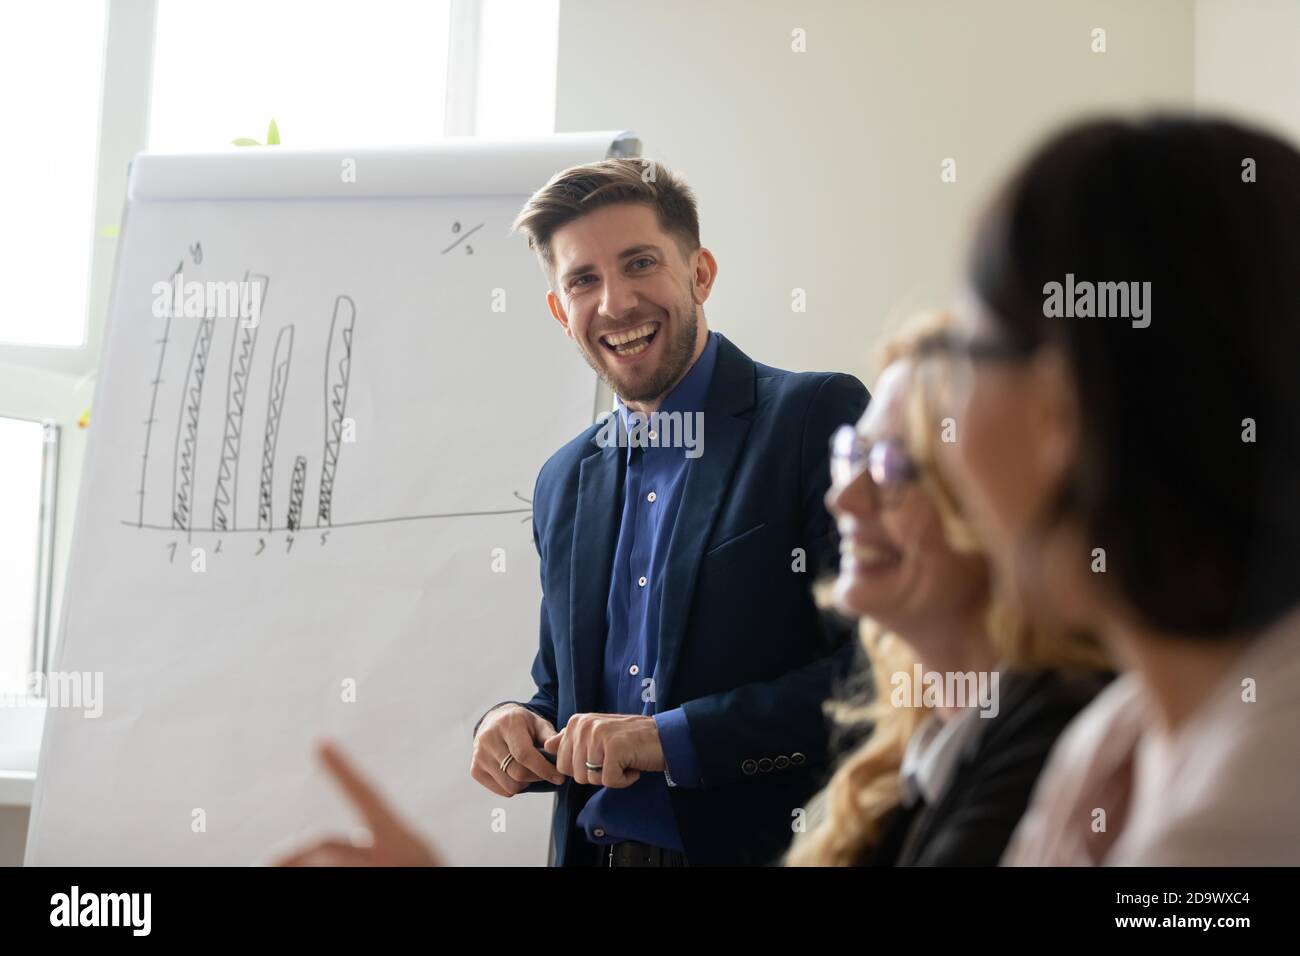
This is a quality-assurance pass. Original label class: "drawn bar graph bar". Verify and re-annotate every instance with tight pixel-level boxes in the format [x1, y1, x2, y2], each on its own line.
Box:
[317, 294, 356, 527]
[286, 455, 307, 532]
[257, 325, 295, 532]
[212, 273, 268, 532]
[138, 260, 183, 527]
[172, 314, 217, 535]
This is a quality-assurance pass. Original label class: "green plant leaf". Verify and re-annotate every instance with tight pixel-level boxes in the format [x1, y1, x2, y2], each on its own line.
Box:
[232, 137, 261, 147]
[266, 118, 280, 145]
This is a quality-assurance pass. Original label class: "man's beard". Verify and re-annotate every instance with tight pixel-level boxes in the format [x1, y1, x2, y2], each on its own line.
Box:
[579, 301, 700, 404]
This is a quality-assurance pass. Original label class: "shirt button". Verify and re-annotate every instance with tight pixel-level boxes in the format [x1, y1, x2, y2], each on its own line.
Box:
[648, 430, 658, 441]
[638, 575, 647, 587]
[646, 491, 657, 502]
[629, 664, 640, 676]
[593, 828, 606, 838]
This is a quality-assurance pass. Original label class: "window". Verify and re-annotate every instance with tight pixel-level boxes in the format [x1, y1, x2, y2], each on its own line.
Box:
[148, 0, 559, 149]
[149, 0, 453, 150]
[0, 417, 58, 697]
[0, 2, 108, 347]
[475, 0, 559, 136]
[0, 0, 558, 707]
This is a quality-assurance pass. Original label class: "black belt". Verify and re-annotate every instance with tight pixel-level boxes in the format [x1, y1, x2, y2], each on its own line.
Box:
[599, 840, 689, 867]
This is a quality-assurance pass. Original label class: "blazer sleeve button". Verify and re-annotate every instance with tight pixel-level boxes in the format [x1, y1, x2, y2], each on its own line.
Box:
[741, 759, 758, 775]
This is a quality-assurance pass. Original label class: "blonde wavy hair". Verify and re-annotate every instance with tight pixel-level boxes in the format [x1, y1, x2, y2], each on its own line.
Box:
[785, 310, 1109, 867]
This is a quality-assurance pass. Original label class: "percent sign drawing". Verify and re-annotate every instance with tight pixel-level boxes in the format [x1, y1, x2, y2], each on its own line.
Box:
[441, 221, 483, 255]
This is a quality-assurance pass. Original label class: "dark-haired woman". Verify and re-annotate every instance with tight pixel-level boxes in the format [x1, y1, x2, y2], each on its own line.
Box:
[927, 116, 1300, 865]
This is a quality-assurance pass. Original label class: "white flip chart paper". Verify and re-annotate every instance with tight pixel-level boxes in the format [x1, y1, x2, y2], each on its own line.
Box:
[26, 133, 635, 864]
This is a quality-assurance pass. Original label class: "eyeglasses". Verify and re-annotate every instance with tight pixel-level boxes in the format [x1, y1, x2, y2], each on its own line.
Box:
[910, 329, 1039, 418]
[914, 331, 1037, 363]
[829, 426, 919, 509]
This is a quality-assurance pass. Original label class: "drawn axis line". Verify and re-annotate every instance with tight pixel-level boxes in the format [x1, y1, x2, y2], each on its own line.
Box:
[121, 506, 532, 534]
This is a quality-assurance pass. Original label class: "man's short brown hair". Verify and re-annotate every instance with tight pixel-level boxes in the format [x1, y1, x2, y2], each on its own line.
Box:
[511, 158, 700, 287]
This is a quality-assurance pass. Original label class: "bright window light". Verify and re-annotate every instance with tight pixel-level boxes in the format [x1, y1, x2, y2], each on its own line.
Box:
[476, 0, 559, 136]
[0, 418, 47, 695]
[149, 0, 452, 151]
[0, 2, 107, 347]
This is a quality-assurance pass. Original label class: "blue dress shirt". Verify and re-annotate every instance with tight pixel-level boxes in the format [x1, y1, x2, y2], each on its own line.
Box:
[575, 331, 720, 850]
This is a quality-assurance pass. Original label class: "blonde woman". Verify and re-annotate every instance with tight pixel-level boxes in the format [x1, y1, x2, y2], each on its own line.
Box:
[787, 313, 1110, 867]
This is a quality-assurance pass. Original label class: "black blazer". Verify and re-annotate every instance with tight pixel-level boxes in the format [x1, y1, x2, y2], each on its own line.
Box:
[863, 669, 1111, 867]
[495, 333, 869, 865]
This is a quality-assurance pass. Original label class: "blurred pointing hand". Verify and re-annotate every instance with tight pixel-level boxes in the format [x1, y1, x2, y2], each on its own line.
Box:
[274, 740, 444, 867]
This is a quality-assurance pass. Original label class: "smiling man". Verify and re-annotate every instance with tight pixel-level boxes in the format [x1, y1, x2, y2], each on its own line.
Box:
[469, 159, 869, 866]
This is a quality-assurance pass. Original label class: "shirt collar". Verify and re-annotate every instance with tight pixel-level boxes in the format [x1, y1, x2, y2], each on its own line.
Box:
[614, 331, 719, 445]
[899, 708, 984, 808]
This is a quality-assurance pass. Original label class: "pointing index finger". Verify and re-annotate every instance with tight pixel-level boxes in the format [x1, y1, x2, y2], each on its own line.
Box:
[317, 740, 405, 839]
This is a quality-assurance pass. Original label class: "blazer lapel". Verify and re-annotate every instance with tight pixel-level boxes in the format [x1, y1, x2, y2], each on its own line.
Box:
[654, 337, 756, 706]
[569, 441, 623, 714]
[897, 676, 1029, 864]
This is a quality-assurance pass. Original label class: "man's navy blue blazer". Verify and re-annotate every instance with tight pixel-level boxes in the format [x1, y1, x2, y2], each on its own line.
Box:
[511, 333, 868, 866]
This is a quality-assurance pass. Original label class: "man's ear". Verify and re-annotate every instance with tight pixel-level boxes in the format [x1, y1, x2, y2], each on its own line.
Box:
[546, 290, 573, 337]
[691, 247, 718, 305]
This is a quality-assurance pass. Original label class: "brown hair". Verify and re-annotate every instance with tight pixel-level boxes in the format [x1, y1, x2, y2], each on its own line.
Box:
[511, 158, 701, 286]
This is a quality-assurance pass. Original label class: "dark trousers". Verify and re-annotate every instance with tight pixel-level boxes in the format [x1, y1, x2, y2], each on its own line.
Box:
[595, 840, 690, 867]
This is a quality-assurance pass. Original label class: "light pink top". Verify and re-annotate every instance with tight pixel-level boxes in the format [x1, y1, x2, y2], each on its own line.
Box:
[1003, 605, 1300, 866]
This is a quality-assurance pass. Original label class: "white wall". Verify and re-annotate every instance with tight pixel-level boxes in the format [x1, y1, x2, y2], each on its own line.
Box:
[1195, 0, 1300, 144]
[556, 0, 1195, 384]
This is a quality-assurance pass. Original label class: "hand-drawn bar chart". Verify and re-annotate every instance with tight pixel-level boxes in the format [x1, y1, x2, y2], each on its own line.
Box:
[128, 251, 530, 543]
